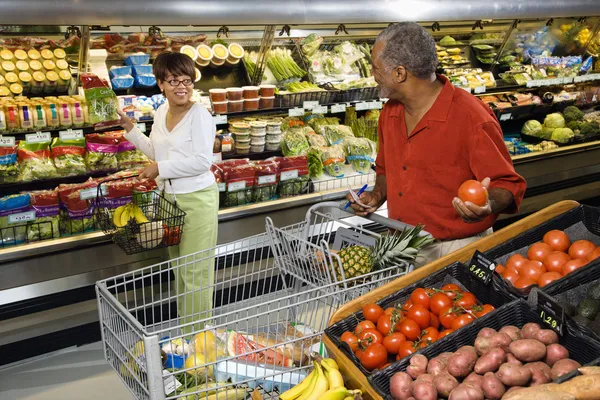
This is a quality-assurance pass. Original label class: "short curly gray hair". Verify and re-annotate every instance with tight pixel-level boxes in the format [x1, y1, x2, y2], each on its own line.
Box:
[376, 22, 438, 80]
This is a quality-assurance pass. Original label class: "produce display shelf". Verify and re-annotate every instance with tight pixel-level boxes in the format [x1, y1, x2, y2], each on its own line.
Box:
[0, 170, 116, 196]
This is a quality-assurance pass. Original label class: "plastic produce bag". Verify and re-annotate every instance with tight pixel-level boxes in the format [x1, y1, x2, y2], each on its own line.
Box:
[111, 75, 135, 89]
[344, 137, 376, 174]
[109, 66, 132, 79]
[125, 53, 150, 66]
[0, 194, 30, 246]
[134, 74, 157, 88]
[117, 138, 150, 170]
[281, 129, 310, 157]
[51, 137, 87, 177]
[85, 133, 120, 172]
[253, 160, 279, 202]
[81, 73, 120, 129]
[27, 190, 60, 241]
[223, 162, 255, 208]
[132, 64, 153, 76]
[321, 145, 346, 177]
[275, 156, 310, 198]
[306, 133, 327, 148]
[307, 146, 324, 178]
[320, 125, 354, 146]
[99, 178, 135, 209]
[17, 140, 58, 182]
[0, 144, 18, 184]
[57, 179, 98, 235]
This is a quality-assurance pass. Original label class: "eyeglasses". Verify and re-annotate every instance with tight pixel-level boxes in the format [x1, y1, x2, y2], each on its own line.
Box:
[166, 78, 194, 87]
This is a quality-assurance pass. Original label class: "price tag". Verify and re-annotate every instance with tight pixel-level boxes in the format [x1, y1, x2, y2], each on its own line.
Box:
[212, 153, 222, 163]
[332, 227, 377, 251]
[459, 86, 472, 93]
[217, 182, 226, 192]
[526, 80, 543, 88]
[228, 181, 246, 192]
[258, 175, 277, 185]
[137, 123, 147, 133]
[467, 250, 496, 284]
[213, 115, 228, 125]
[500, 113, 512, 121]
[561, 77, 574, 85]
[26, 132, 51, 144]
[80, 186, 107, 201]
[574, 73, 600, 83]
[280, 169, 299, 181]
[370, 101, 383, 110]
[355, 102, 369, 111]
[303, 101, 320, 110]
[288, 108, 305, 117]
[0, 136, 15, 146]
[312, 105, 328, 114]
[537, 290, 564, 335]
[330, 104, 347, 113]
[8, 211, 36, 224]
[474, 86, 486, 94]
[59, 129, 84, 140]
[163, 370, 182, 396]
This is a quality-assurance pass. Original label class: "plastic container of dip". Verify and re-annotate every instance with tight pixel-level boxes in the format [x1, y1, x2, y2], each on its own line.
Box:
[265, 140, 281, 151]
[194, 68, 202, 82]
[250, 121, 267, 135]
[212, 44, 229, 61]
[244, 98, 259, 111]
[233, 132, 250, 142]
[226, 87, 243, 101]
[250, 144, 265, 153]
[259, 96, 275, 109]
[259, 84, 276, 97]
[227, 43, 244, 63]
[180, 45, 198, 61]
[242, 86, 259, 99]
[196, 45, 213, 67]
[250, 135, 266, 146]
[209, 88, 227, 102]
[228, 99, 244, 113]
[210, 58, 226, 68]
[266, 121, 282, 133]
[236, 143, 250, 154]
[212, 101, 228, 114]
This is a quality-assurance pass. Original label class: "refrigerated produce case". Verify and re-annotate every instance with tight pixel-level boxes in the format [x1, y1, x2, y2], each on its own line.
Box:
[2, 0, 600, 366]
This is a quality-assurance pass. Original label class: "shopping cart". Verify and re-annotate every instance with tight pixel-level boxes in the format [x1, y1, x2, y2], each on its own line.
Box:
[266, 201, 431, 297]
[96, 230, 393, 400]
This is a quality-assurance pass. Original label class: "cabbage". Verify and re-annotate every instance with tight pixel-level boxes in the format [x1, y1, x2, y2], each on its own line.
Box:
[540, 127, 555, 140]
[543, 113, 566, 129]
[521, 120, 543, 136]
[551, 128, 574, 144]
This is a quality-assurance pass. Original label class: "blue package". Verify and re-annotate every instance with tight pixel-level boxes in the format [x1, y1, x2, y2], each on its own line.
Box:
[132, 64, 153, 76]
[109, 66, 132, 79]
[0, 193, 30, 212]
[151, 94, 166, 109]
[134, 74, 157, 88]
[581, 56, 594, 73]
[111, 75, 135, 90]
[125, 53, 150, 66]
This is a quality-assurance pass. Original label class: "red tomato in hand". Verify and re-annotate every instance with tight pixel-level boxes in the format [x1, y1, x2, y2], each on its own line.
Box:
[441, 284, 462, 300]
[341, 331, 359, 351]
[569, 240, 596, 260]
[521, 260, 546, 282]
[429, 312, 440, 330]
[528, 242, 553, 262]
[377, 314, 394, 336]
[410, 288, 431, 309]
[396, 341, 416, 359]
[506, 254, 528, 273]
[473, 304, 495, 318]
[543, 251, 571, 273]
[360, 343, 388, 371]
[562, 258, 588, 275]
[538, 271, 563, 287]
[587, 247, 600, 262]
[355, 320, 376, 336]
[406, 304, 431, 329]
[430, 293, 453, 316]
[458, 180, 488, 206]
[396, 318, 421, 341]
[439, 306, 458, 329]
[455, 292, 477, 309]
[543, 230, 571, 252]
[437, 329, 455, 340]
[451, 313, 475, 330]
[358, 328, 383, 347]
[362, 303, 384, 323]
[501, 266, 520, 285]
[382, 332, 406, 354]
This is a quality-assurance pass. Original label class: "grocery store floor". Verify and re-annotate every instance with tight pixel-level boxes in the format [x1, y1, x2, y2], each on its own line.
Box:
[0, 341, 131, 400]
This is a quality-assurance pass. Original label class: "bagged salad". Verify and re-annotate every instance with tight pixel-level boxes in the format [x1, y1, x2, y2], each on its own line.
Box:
[81, 73, 120, 129]
[307, 146, 324, 178]
[117, 137, 151, 170]
[18, 140, 59, 181]
[320, 125, 354, 146]
[0, 194, 31, 246]
[321, 145, 346, 178]
[58, 179, 98, 235]
[27, 190, 60, 242]
[281, 129, 310, 157]
[306, 133, 327, 147]
[222, 160, 255, 208]
[210, 164, 226, 206]
[344, 137, 376, 174]
[51, 136, 87, 176]
[0, 144, 18, 184]
[98, 177, 135, 209]
[275, 156, 310, 198]
[85, 133, 120, 172]
[253, 160, 279, 202]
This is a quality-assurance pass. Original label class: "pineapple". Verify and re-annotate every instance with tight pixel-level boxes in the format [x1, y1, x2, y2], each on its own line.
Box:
[333, 225, 433, 283]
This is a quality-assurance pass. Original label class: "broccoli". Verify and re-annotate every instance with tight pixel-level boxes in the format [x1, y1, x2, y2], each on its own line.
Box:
[580, 121, 600, 138]
[563, 106, 585, 123]
[566, 121, 582, 133]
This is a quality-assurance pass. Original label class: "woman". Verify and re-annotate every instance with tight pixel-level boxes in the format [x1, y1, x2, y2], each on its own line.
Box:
[117, 52, 218, 333]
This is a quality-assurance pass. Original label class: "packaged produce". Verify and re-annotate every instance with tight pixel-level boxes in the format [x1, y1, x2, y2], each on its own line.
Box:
[259, 84, 276, 97]
[253, 160, 279, 202]
[124, 53, 150, 66]
[81, 73, 119, 129]
[0, 193, 30, 246]
[117, 139, 150, 170]
[57, 179, 98, 235]
[131, 64, 153, 76]
[212, 101, 228, 114]
[276, 156, 310, 198]
[85, 133, 120, 172]
[51, 136, 87, 176]
[222, 161, 255, 207]
[281, 129, 310, 157]
[209, 88, 227, 102]
[344, 137, 376, 174]
[99, 178, 135, 210]
[109, 65, 132, 78]
[321, 145, 346, 178]
[266, 48, 307, 83]
[320, 124, 355, 146]
[0, 144, 18, 184]
[307, 146, 324, 178]
[27, 190, 60, 241]
[111, 75, 135, 90]
[17, 140, 58, 181]
[134, 74, 157, 88]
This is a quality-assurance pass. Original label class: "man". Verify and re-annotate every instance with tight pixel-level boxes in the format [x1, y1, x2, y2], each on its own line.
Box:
[348, 22, 526, 266]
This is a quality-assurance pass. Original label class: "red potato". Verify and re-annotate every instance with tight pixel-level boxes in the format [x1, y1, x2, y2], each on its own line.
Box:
[499, 326, 522, 341]
[506, 353, 523, 366]
[551, 359, 582, 380]
[477, 327, 497, 339]
[545, 343, 570, 367]
[521, 322, 542, 339]
[463, 372, 484, 387]
[427, 352, 453, 376]
[535, 329, 559, 345]
[390, 372, 414, 400]
[509, 339, 547, 362]
[482, 372, 506, 400]
[447, 350, 478, 378]
[505, 386, 525, 394]
[456, 345, 478, 355]
[474, 332, 511, 355]
[411, 380, 437, 400]
[496, 363, 533, 387]
[407, 354, 429, 379]
[475, 348, 506, 374]
[415, 374, 435, 383]
[524, 361, 552, 386]
[434, 371, 459, 397]
[448, 384, 484, 400]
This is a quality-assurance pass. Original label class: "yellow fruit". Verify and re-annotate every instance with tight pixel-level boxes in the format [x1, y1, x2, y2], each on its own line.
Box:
[184, 352, 213, 379]
[192, 331, 216, 355]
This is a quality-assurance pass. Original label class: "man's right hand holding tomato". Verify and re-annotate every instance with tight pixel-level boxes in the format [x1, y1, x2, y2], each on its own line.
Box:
[453, 177, 516, 224]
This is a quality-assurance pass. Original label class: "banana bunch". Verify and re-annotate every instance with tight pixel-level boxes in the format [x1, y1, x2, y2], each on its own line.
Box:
[280, 358, 362, 400]
[577, 27, 593, 47]
[113, 203, 149, 228]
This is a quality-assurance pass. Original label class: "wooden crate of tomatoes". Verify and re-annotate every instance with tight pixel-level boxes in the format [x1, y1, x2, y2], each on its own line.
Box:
[324, 262, 514, 375]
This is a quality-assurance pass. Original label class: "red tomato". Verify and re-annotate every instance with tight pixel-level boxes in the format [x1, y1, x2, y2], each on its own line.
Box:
[569, 240, 596, 260]
[458, 180, 488, 206]
[362, 304, 384, 323]
[538, 271, 563, 287]
[587, 247, 600, 262]
[501, 266, 520, 285]
[513, 277, 536, 289]
[397, 318, 421, 341]
[377, 314, 394, 336]
[382, 332, 406, 354]
[410, 288, 431, 309]
[528, 242, 553, 262]
[437, 329, 455, 340]
[421, 327, 439, 345]
[407, 304, 431, 329]
[495, 264, 506, 275]
[358, 329, 384, 347]
[562, 259, 588, 275]
[451, 313, 475, 330]
[429, 312, 440, 330]
[396, 341, 416, 359]
[543, 251, 571, 273]
[455, 292, 477, 309]
[430, 293, 453, 316]
[384, 307, 398, 316]
[543, 230, 571, 252]
[164, 226, 181, 246]
[473, 304, 495, 318]
[439, 306, 458, 329]
[341, 331, 359, 351]
[355, 320, 376, 336]
[360, 343, 388, 371]
[402, 299, 414, 311]
[380, 363, 391, 370]
[355, 348, 364, 359]
[441, 284, 462, 300]
[520, 260, 546, 282]
[506, 254, 528, 273]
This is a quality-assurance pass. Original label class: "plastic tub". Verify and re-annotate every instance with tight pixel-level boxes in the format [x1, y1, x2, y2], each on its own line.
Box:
[210, 58, 226, 68]
[180, 45, 198, 61]
[266, 133, 282, 143]
[250, 121, 267, 134]
[228, 99, 244, 113]
[212, 101, 228, 114]
[233, 133, 250, 142]
[236, 143, 250, 154]
[242, 86, 259, 99]
[250, 136, 266, 145]
[227, 43, 245, 63]
[226, 87, 243, 101]
[259, 96, 275, 109]
[196, 44, 213, 67]
[244, 98, 259, 111]
[266, 121, 282, 133]
[212, 44, 229, 61]
[229, 122, 250, 133]
[259, 84, 276, 97]
[250, 144, 265, 153]
[209, 88, 227, 102]
[265, 141, 281, 151]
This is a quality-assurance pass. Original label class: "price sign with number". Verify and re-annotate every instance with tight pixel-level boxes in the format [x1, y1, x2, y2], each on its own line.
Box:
[459, 86, 472, 93]
[355, 102, 369, 111]
[500, 113, 512, 121]
[213, 115, 228, 125]
[467, 250, 496, 284]
[289, 108, 305, 117]
[474, 86, 486, 94]
[280, 169, 299, 181]
[8, 211, 36, 224]
[330, 104, 346, 113]
[312, 105, 328, 114]
[0, 136, 15, 146]
[537, 290, 564, 335]
[526, 80, 542, 88]
[303, 101, 320, 110]
[137, 123, 147, 133]
[59, 129, 84, 140]
[26, 132, 51, 144]
[80, 186, 107, 201]
[370, 101, 383, 110]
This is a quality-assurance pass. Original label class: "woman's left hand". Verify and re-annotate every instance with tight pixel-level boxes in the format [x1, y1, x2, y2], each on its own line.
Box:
[140, 162, 159, 180]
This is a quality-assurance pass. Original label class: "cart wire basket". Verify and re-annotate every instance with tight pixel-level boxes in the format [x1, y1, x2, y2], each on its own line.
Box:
[96, 230, 390, 400]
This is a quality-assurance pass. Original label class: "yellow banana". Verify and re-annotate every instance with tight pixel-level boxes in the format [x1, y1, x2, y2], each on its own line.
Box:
[120, 206, 132, 227]
[205, 388, 246, 400]
[113, 206, 125, 227]
[322, 358, 339, 370]
[296, 368, 319, 400]
[302, 361, 329, 400]
[319, 387, 362, 400]
[280, 370, 316, 400]
[131, 204, 150, 224]
[321, 360, 344, 390]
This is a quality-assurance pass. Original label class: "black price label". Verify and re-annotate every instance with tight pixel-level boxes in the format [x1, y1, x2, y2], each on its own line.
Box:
[537, 290, 564, 335]
[467, 250, 496, 284]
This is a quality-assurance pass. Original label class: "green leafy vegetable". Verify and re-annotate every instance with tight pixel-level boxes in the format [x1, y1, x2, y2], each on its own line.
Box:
[521, 120, 543, 137]
[563, 106, 585, 123]
[321, 145, 346, 177]
[266, 48, 307, 83]
[307, 147, 324, 178]
[281, 130, 310, 156]
[344, 137, 376, 174]
[51, 137, 87, 177]
[551, 127, 574, 144]
[543, 113, 566, 129]
[320, 125, 354, 146]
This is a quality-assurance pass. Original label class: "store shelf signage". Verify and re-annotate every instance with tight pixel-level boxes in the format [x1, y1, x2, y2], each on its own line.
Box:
[303, 101, 320, 110]
[474, 86, 486, 94]
[59, 129, 84, 140]
[26, 131, 51, 144]
[80, 186, 107, 201]
[500, 113, 512, 121]
[574, 73, 600, 83]
[280, 169, 299, 181]
[330, 104, 347, 113]
[0, 136, 15, 146]
[312, 105, 328, 114]
[228, 181, 246, 192]
[355, 102, 370, 111]
[467, 250, 495, 284]
[137, 123, 147, 133]
[258, 175, 277, 185]
[537, 290, 564, 335]
[289, 108, 305, 117]
[8, 211, 36, 224]
[459, 86, 472, 93]
[213, 115, 228, 125]
[370, 101, 383, 110]
[217, 183, 226, 192]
